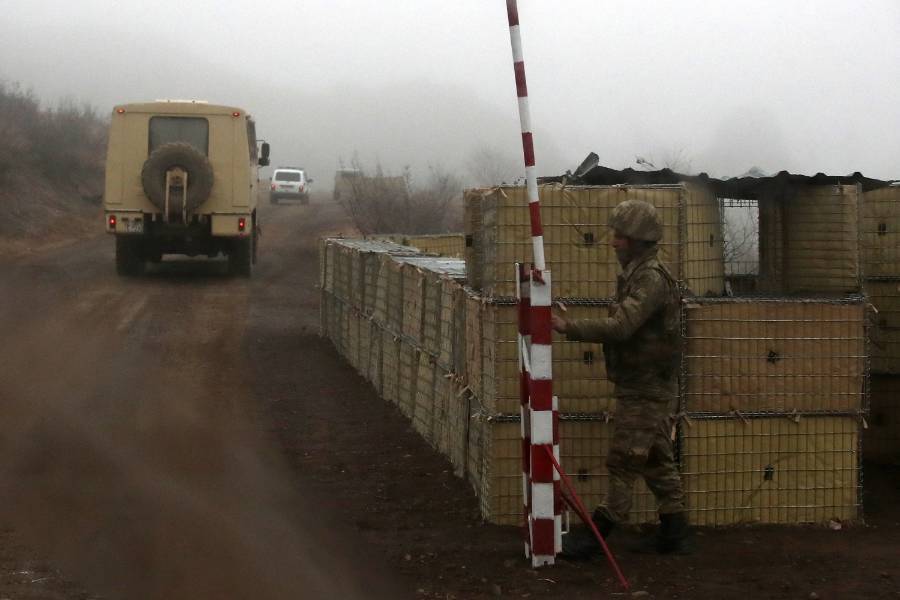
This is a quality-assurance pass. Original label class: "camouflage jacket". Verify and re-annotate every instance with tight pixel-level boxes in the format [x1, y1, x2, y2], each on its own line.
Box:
[564, 245, 681, 401]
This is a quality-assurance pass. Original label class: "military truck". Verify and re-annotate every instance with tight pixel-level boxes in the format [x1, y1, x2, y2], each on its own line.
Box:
[103, 100, 270, 276]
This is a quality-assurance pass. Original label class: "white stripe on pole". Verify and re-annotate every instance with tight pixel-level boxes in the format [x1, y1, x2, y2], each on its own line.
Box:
[529, 344, 552, 380]
[531, 409, 554, 445]
[510, 26, 524, 61]
[532, 483, 555, 519]
[517, 98, 532, 133]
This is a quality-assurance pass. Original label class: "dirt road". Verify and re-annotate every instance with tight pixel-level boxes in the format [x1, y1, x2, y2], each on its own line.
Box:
[0, 199, 402, 599]
[1, 197, 898, 599]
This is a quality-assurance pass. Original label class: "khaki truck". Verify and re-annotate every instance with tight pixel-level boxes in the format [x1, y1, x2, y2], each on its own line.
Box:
[103, 100, 270, 276]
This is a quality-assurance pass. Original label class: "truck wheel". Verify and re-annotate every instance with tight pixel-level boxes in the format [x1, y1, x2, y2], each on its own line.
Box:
[116, 237, 145, 276]
[229, 234, 253, 277]
[141, 142, 214, 214]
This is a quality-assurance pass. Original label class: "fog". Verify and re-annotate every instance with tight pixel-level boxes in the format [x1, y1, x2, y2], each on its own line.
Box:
[2, 0, 899, 185]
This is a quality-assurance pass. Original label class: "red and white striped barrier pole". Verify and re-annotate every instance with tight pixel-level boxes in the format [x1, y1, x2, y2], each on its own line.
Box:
[506, 0, 559, 567]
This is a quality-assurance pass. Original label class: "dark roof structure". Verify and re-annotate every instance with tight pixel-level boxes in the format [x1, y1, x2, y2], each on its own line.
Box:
[540, 153, 893, 198]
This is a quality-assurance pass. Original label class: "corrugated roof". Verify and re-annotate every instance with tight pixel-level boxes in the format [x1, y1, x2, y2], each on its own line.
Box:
[540, 153, 892, 197]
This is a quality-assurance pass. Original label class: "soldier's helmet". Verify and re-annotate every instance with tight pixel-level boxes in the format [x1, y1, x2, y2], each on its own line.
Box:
[609, 199, 663, 242]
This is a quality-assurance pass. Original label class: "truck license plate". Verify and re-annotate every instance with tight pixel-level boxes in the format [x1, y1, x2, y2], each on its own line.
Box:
[125, 219, 143, 233]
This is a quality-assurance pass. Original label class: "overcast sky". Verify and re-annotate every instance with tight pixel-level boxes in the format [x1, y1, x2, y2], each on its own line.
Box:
[2, 0, 899, 184]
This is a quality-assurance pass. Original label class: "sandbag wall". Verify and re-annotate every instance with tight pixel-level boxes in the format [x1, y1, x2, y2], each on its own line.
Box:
[861, 184, 900, 463]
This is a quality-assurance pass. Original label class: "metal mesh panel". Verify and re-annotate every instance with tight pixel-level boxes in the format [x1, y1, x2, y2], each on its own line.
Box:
[757, 185, 862, 295]
[480, 300, 615, 414]
[400, 263, 426, 345]
[464, 190, 484, 290]
[471, 183, 725, 299]
[413, 351, 437, 444]
[861, 185, 900, 279]
[865, 279, 900, 374]
[682, 415, 861, 525]
[381, 330, 401, 406]
[404, 233, 466, 258]
[682, 297, 868, 415]
[477, 418, 658, 526]
[397, 342, 418, 418]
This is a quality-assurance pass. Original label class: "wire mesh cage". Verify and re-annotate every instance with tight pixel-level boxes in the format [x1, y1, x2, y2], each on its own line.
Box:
[474, 417, 658, 526]
[479, 298, 615, 414]
[861, 184, 900, 280]
[681, 296, 869, 415]
[681, 415, 861, 526]
[864, 279, 900, 374]
[466, 183, 725, 299]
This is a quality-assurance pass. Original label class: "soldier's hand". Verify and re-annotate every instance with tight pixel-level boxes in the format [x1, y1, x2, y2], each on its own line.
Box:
[551, 312, 568, 334]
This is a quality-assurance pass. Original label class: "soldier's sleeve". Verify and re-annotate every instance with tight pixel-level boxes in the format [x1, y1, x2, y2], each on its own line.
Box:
[565, 270, 668, 343]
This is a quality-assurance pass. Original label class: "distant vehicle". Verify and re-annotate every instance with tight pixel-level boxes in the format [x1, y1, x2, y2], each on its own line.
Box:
[103, 100, 269, 277]
[270, 167, 312, 205]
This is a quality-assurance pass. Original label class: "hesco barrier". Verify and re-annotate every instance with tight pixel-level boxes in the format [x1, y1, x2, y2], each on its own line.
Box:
[479, 299, 615, 414]
[862, 279, 900, 374]
[681, 415, 861, 525]
[865, 375, 900, 463]
[465, 183, 725, 299]
[367, 233, 466, 258]
[681, 297, 869, 415]
[320, 236, 870, 527]
[757, 184, 862, 296]
[862, 185, 900, 280]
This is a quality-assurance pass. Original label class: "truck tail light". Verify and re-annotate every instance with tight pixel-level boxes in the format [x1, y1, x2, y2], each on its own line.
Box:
[238, 217, 246, 232]
[271, 183, 276, 190]
[108, 215, 117, 229]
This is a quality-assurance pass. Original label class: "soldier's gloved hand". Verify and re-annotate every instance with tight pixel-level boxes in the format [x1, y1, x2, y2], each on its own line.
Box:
[551, 313, 568, 334]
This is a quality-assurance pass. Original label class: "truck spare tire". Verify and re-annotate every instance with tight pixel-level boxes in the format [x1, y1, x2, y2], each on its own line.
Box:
[140, 142, 214, 213]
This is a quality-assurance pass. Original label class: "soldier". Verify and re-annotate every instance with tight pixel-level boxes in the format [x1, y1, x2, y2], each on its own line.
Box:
[551, 198, 690, 558]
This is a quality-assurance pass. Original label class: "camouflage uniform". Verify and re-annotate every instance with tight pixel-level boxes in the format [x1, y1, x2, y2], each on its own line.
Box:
[564, 200, 686, 525]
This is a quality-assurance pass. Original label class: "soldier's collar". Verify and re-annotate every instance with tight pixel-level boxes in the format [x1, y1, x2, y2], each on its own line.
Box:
[621, 244, 659, 280]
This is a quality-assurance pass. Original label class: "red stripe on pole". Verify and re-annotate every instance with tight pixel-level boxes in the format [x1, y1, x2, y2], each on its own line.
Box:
[530, 307, 552, 344]
[522, 132, 535, 167]
[529, 380, 553, 410]
[531, 446, 554, 481]
[506, 0, 519, 26]
[528, 201, 543, 236]
[531, 519, 555, 555]
[514, 61, 528, 97]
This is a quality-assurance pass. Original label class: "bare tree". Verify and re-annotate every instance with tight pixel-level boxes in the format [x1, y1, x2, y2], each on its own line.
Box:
[465, 144, 521, 187]
[721, 201, 759, 275]
[334, 156, 462, 235]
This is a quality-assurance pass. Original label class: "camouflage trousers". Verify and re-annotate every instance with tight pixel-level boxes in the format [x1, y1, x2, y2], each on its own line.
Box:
[597, 397, 686, 524]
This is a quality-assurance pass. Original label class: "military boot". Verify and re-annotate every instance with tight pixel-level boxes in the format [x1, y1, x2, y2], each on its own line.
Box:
[560, 510, 615, 561]
[657, 512, 692, 555]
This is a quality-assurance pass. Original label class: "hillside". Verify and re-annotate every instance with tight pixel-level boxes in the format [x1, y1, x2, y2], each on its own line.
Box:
[0, 82, 105, 256]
